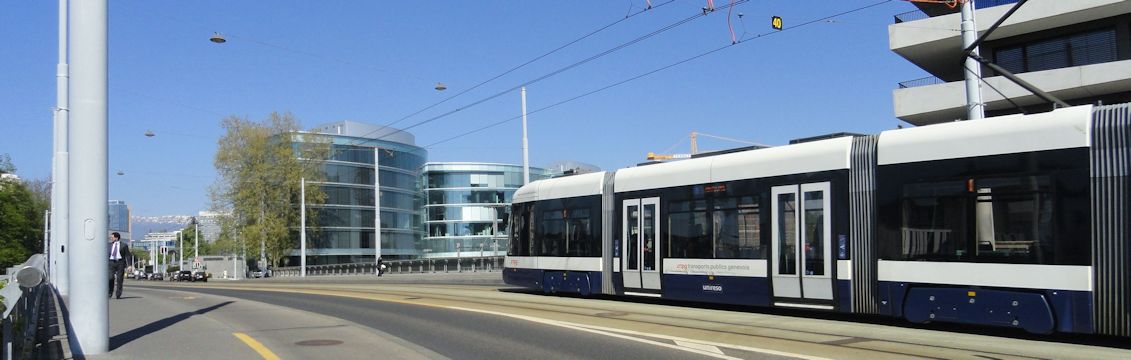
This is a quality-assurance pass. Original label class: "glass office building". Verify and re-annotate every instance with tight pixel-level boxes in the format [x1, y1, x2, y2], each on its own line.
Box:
[108, 200, 131, 241]
[291, 121, 426, 265]
[421, 163, 551, 257]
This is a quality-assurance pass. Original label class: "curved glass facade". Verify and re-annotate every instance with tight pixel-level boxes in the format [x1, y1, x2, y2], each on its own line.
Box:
[421, 163, 551, 257]
[289, 121, 426, 265]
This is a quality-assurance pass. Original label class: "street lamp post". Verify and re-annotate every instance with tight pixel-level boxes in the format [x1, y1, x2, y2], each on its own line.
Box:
[300, 177, 306, 277]
[192, 217, 199, 269]
[176, 230, 183, 270]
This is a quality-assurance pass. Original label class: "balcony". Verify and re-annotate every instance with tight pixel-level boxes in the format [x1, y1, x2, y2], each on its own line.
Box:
[893, 0, 1021, 24]
[893, 59, 1131, 125]
[889, 0, 1131, 80]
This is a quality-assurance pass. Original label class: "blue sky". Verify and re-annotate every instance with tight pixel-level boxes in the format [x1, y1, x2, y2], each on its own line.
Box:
[0, 0, 926, 216]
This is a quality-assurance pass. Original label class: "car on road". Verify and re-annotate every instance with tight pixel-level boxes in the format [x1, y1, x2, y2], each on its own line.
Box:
[176, 270, 193, 282]
[192, 271, 208, 282]
[148, 272, 163, 281]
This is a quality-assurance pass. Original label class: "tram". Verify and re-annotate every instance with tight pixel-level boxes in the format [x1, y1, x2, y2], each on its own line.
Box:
[503, 103, 1131, 336]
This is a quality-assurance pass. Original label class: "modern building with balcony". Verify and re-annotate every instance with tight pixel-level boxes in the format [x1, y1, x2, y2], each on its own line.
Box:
[890, 0, 1131, 125]
[290, 121, 427, 265]
[421, 162, 551, 258]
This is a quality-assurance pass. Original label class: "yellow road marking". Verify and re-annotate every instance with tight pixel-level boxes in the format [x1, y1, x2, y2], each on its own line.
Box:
[233, 332, 281, 360]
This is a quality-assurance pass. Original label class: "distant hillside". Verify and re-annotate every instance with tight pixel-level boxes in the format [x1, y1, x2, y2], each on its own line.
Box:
[131, 215, 193, 235]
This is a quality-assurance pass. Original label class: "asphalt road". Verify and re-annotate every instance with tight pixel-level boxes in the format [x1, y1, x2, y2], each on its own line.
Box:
[154, 286, 784, 360]
[135, 279, 1131, 360]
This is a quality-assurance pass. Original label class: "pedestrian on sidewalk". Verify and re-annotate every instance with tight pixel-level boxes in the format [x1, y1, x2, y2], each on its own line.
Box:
[109, 232, 132, 299]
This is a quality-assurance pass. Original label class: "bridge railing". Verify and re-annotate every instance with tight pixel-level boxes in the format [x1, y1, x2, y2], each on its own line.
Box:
[1, 254, 50, 360]
[272, 255, 506, 277]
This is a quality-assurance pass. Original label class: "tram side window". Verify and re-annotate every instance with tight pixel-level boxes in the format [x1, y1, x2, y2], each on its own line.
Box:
[669, 197, 763, 259]
[899, 176, 1055, 263]
[566, 209, 593, 256]
[974, 176, 1054, 263]
[508, 204, 530, 256]
[669, 203, 711, 258]
[540, 210, 566, 256]
[901, 181, 969, 261]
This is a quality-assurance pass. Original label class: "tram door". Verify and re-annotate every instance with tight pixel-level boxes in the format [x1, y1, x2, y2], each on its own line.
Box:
[771, 183, 833, 302]
[622, 198, 661, 293]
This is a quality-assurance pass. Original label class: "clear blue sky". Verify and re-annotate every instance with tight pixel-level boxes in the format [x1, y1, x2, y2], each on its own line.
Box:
[0, 0, 926, 216]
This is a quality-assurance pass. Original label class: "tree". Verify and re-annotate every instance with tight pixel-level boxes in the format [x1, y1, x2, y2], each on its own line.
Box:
[0, 158, 48, 268]
[0, 153, 15, 175]
[178, 221, 215, 257]
[210, 112, 329, 268]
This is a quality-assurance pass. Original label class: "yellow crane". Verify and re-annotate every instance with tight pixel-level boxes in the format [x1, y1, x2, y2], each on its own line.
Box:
[646, 131, 763, 161]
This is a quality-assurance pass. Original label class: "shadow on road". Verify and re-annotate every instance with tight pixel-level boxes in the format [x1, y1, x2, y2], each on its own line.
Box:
[110, 301, 234, 350]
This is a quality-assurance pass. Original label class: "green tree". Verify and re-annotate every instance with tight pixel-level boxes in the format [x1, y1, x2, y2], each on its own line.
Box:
[210, 112, 329, 268]
[178, 221, 215, 258]
[0, 157, 48, 268]
[0, 154, 15, 174]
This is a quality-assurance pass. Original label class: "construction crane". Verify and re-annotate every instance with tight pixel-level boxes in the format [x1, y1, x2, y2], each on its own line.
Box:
[646, 131, 764, 161]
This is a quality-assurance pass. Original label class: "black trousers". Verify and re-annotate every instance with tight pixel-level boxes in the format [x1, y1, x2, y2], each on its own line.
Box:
[109, 259, 126, 298]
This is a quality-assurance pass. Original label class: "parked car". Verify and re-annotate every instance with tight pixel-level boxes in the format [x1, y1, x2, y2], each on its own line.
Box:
[192, 271, 208, 282]
[176, 270, 193, 282]
[149, 272, 163, 281]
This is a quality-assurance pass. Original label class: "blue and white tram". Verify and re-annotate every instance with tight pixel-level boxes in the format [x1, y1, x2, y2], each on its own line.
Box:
[503, 104, 1131, 337]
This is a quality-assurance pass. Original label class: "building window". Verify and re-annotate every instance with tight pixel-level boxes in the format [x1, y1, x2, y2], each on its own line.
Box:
[995, 27, 1117, 74]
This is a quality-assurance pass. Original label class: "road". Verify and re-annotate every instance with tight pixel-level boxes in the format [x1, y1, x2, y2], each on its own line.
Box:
[135, 279, 1131, 360]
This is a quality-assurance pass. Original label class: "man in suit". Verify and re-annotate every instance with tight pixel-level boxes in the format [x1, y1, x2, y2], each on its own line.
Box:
[108, 232, 132, 299]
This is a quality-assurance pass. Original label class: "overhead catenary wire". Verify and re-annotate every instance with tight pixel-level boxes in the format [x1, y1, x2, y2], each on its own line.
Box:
[963, 63, 1028, 115]
[425, 0, 895, 148]
[382, 0, 684, 131]
[381, 0, 749, 139]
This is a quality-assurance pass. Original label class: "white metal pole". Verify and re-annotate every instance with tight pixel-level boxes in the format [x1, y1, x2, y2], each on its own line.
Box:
[961, 0, 985, 120]
[178, 231, 183, 270]
[374, 148, 382, 274]
[67, 0, 108, 353]
[193, 219, 198, 267]
[521, 87, 530, 184]
[300, 177, 306, 277]
[52, 0, 71, 297]
[43, 210, 50, 255]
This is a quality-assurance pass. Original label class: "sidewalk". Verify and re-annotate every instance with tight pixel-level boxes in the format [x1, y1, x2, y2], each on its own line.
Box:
[75, 284, 441, 359]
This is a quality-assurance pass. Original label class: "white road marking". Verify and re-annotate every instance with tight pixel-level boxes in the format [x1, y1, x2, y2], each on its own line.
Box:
[444, 305, 826, 360]
[675, 340, 725, 355]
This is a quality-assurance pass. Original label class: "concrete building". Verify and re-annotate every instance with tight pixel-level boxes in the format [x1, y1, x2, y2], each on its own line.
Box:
[890, 0, 1131, 125]
[108, 200, 130, 241]
[290, 121, 427, 265]
[420, 163, 552, 258]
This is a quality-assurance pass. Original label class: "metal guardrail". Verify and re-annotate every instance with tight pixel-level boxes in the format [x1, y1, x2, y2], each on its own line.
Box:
[897, 76, 946, 89]
[273, 255, 506, 277]
[1, 254, 50, 360]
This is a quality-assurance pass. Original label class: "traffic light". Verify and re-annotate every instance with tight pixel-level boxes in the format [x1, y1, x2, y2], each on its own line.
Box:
[772, 16, 783, 31]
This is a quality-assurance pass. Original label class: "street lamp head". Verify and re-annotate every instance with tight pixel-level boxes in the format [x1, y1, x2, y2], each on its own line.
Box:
[144, 130, 155, 137]
[434, 82, 447, 91]
[210, 32, 227, 44]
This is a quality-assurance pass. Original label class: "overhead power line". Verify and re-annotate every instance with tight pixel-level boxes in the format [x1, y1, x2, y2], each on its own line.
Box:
[425, 0, 895, 148]
[341, 0, 744, 147]
[383, 0, 684, 130]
